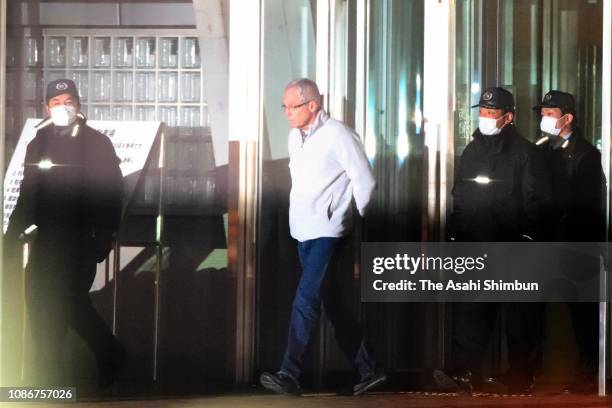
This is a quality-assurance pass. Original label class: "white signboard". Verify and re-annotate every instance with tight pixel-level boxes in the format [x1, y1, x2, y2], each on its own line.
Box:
[3, 119, 162, 232]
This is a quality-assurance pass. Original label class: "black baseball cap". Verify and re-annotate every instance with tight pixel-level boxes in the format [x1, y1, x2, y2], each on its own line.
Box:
[532, 90, 575, 113]
[472, 87, 515, 112]
[46, 78, 80, 103]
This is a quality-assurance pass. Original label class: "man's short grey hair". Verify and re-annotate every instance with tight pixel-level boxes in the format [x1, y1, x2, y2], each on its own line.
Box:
[285, 78, 321, 103]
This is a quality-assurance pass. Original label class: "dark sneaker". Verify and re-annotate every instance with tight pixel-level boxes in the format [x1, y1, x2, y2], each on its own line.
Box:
[433, 369, 474, 394]
[564, 371, 597, 394]
[483, 373, 535, 395]
[260, 372, 302, 396]
[351, 371, 387, 396]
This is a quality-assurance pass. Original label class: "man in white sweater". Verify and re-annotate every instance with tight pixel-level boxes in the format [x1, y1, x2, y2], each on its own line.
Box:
[260, 78, 385, 396]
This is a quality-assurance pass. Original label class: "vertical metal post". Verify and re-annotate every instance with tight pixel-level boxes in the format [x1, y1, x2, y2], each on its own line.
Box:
[152, 243, 161, 382]
[112, 242, 120, 336]
[152, 130, 165, 382]
[424, 0, 455, 368]
[600, 269, 608, 396]
[229, 0, 262, 384]
[0, 0, 6, 388]
[354, 0, 367, 140]
[316, 0, 331, 111]
[599, 0, 612, 397]
[20, 243, 29, 382]
[316, 0, 331, 384]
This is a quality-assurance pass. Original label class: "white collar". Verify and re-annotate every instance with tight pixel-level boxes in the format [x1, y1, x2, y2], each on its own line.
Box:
[300, 110, 329, 140]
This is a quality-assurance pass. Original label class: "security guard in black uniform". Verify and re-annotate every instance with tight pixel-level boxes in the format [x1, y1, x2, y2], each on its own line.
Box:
[4, 79, 125, 387]
[433, 87, 552, 394]
[533, 90, 605, 394]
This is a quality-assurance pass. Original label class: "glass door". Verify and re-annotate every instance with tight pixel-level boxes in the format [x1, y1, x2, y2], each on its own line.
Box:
[360, 0, 434, 385]
[453, 0, 605, 388]
[455, 0, 603, 147]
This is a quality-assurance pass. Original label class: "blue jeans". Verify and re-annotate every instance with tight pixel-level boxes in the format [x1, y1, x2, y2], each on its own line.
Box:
[279, 237, 376, 383]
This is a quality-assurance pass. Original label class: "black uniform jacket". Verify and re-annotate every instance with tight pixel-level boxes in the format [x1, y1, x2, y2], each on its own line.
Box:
[450, 124, 552, 242]
[5, 123, 123, 263]
[539, 130, 605, 242]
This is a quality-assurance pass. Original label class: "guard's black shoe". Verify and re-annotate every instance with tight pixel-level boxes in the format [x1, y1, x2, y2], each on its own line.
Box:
[351, 371, 387, 396]
[433, 369, 474, 394]
[564, 371, 597, 394]
[260, 372, 302, 396]
[483, 373, 535, 395]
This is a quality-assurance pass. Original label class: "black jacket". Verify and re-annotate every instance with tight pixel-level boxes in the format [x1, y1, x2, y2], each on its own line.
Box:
[538, 130, 605, 242]
[450, 124, 552, 242]
[6, 122, 123, 262]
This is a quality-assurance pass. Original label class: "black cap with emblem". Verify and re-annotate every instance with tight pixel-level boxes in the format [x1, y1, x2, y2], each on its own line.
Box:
[46, 78, 80, 103]
[532, 90, 576, 114]
[471, 87, 515, 112]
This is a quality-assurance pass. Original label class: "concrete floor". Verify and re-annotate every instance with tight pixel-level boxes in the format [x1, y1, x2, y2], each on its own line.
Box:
[6, 392, 612, 408]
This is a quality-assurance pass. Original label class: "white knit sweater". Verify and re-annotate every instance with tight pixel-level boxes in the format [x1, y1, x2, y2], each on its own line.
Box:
[288, 112, 376, 241]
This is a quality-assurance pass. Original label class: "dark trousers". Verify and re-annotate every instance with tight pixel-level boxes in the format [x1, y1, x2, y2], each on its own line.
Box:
[567, 302, 599, 374]
[26, 239, 115, 385]
[452, 302, 544, 378]
[279, 237, 376, 383]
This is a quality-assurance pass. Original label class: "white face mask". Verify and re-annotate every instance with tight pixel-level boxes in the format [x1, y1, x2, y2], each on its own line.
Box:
[540, 116, 562, 136]
[50, 105, 77, 126]
[478, 116, 502, 136]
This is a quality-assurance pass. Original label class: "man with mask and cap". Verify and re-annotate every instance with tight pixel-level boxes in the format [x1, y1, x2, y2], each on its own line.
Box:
[534, 90, 605, 394]
[4, 79, 125, 387]
[433, 87, 552, 394]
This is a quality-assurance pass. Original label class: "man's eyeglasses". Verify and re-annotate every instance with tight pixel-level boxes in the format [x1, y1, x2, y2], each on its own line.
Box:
[281, 99, 314, 112]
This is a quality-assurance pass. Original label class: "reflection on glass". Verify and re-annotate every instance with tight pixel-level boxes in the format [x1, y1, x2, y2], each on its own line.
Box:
[24, 37, 39, 67]
[181, 37, 201, 68]
[135, 106, 156, 121]
[176, 142, 196, 171]
[6, 41, 17, 66]
[181, 72, 201, 102]
[164, 176, 177, 205]
[135, 72, 155, 102]
[92, 72, 111, 102]
[165, 141, 177, 170]
[112, 106, 133, 121]
[198, 177, 216, 204]
[91, 106, 111, 120]
[47, 70, 65, 83]
[135, 37, 156, 68]
[159, 37, 178, 68]
[159, 106, 177, 126]
[22, 72, 37, 100]
[167, 176, 214, 205]
[93, 37, 111, 67]
[143, 175, 159, 204]
[180, 107, 201, 127]
[202, 105, 210, 126]
[201, 142, 216, 170]
[70, 37, 88, 67]
[363, 0, 424, 241]
[6, 106, 15, 134]
[70, 71, 88, 101]
[47, 37, 66, 67]
[159, 72, 178, 102]
[114, 37, 133, 67]
[204, 177, 215, 202]
[23, 105, 37, 121]
[114, 72, 133, 101]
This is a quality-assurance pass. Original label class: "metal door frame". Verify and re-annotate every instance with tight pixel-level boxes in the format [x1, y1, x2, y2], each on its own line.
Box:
[0, 0, 7, 388]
